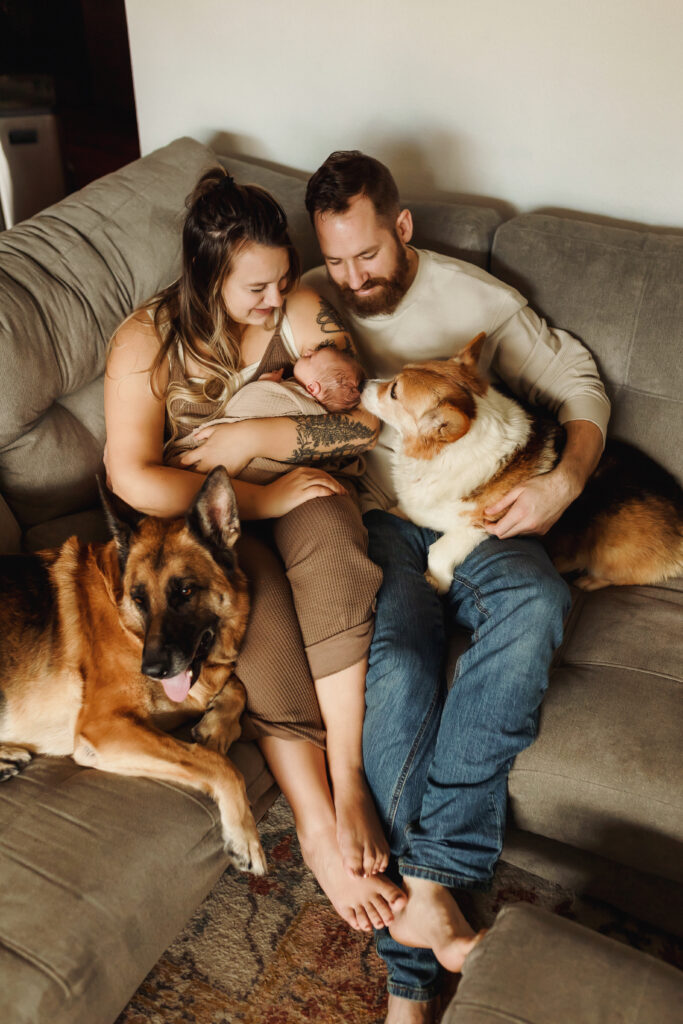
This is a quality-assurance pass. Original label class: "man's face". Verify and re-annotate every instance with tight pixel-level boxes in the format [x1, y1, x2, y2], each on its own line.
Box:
[314, 194, 416, 317]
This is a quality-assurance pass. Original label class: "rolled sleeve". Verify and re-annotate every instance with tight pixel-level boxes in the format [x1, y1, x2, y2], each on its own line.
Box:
[488, 302, 611, 444]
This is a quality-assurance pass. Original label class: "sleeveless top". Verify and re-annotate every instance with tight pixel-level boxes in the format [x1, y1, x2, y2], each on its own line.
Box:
[165, 312, 298, 444]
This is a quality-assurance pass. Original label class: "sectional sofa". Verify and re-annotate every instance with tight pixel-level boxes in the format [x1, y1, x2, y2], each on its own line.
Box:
[0, 136, 680, 1024]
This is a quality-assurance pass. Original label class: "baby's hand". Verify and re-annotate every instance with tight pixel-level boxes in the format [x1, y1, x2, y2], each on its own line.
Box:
[258, 369, 285, 382]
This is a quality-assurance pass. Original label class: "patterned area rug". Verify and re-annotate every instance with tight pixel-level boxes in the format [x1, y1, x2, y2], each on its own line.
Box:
[116, 796, 682, 1024]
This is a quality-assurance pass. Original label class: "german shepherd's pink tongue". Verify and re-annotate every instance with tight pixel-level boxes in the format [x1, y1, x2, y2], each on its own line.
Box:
[161, 670, 192, 703]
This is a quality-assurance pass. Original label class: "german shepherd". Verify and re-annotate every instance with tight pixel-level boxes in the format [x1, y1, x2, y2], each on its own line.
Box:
[361, 333, 683, 593]
[0, 467, 266, 875]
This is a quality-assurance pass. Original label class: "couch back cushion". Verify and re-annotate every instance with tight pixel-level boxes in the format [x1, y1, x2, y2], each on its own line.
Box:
[491, 215, 683, 482]
[0, 137, 219, 530]
[218, 154, 501, 273]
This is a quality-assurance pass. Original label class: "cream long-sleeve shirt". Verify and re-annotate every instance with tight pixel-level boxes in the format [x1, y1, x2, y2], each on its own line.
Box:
[303, 249, 610, 513]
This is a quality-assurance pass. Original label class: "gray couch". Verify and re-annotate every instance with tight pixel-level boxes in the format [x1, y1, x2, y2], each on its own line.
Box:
[0, 136, 681, 1024]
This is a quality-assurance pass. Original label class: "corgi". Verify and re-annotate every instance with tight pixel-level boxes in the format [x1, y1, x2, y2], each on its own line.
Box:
[361, 333, 683, 594]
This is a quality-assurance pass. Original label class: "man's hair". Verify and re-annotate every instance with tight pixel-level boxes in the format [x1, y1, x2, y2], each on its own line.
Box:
[305, 150, 400, 225]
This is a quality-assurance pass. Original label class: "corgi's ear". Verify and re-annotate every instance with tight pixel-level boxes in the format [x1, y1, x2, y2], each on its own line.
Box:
[432, 401, 471, 443]
[406, 401, 471, 459]
[455, 332, 487, 368]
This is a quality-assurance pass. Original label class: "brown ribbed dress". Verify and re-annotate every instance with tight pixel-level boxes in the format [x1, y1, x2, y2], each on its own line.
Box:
[166, 321, 382, 748]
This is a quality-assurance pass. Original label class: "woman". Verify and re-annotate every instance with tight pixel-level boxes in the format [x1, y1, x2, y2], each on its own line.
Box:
[104, 167, 406, 932]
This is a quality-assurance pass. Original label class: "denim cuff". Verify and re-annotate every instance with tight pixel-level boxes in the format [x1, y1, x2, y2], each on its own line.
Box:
[398, 858, 493, 892]
[386, 978, 442, 1001]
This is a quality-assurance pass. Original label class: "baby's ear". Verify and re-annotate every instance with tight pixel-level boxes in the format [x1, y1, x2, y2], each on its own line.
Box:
[306, 380, 321, 397]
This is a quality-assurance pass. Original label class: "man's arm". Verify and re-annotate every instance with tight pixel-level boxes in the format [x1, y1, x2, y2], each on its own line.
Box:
[485, 420, 603, 538]
[481, 301, 610, 536]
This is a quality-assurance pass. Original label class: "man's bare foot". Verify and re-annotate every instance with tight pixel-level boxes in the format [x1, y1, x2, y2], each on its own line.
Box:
[388, 877, 485, 972]
[299, 824, 405, 931]
[384, 994, 438, 1024]
[333, 766, 390, 877]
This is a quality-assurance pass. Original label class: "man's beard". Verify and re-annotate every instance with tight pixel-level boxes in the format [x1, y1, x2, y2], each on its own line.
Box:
[330, 239, 413, 318]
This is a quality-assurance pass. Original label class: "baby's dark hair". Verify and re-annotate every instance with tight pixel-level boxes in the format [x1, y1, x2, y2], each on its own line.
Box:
[315, 348, 364, 412]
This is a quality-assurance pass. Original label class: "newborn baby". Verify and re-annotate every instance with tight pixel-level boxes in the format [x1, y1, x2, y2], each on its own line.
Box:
[166, 346, 366, 483]
[286, 345, 363, 412]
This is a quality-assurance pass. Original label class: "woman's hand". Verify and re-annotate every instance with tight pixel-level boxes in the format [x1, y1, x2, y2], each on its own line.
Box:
[259, 467, 347, 517]
[179, 422, 255, 476]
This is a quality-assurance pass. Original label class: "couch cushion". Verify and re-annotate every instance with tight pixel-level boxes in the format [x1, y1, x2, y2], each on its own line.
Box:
[491, 215, 683, 482]
[508, 579, 683, 883]
[407, 199, 501, 270]
[443, 903, 683, 1024]
[217, 154, 502, 273]
[0, 137, 220, 530]
[0, 743, 277, 1024]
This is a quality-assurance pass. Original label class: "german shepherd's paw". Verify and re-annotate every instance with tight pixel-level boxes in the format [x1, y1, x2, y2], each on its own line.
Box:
[0, 744, 32, 781]
[192, 709, 242, 756]
[225, 825, 268, 876]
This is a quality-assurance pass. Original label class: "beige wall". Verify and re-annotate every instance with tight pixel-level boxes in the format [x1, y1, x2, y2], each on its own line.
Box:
[124, 0, 682, 227]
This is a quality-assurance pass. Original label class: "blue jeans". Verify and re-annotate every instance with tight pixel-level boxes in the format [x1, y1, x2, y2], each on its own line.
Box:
[362, 510, 571, 1001]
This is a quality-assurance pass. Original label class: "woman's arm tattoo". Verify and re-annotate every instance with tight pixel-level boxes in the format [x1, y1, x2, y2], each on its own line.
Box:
[289, 414, 376, 462]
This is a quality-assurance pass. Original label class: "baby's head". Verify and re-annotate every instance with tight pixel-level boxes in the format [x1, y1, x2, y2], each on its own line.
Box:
[293, 346, 364, 412]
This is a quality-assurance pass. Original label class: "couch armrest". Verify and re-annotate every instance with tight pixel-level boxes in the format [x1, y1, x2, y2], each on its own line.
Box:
[0, 492, 21, 553]
[443, 903, 683, 1023]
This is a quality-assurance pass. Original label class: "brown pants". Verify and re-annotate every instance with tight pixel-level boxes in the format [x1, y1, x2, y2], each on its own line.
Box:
[234, 493, 383, 749]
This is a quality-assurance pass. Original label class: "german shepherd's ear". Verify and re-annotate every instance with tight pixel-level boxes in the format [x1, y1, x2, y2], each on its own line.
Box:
[186, 466, 241, 572]
[96, 476, 144, 571]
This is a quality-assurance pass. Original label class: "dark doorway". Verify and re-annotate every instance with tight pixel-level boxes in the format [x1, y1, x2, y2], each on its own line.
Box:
[1, 0, 140, 196]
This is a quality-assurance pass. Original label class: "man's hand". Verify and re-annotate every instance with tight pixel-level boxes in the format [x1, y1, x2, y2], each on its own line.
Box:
[179, 422, 254, 476]
[484, 419, 603, 539]
[484, 466, 582, 539]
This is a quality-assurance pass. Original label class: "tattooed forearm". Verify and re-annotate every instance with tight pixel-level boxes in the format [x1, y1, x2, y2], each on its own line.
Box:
[316, 298, 356, 355]
[288, 414, 377, 463]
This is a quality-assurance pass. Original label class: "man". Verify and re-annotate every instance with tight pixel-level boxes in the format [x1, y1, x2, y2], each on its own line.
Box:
[302, 151, 610, 1024]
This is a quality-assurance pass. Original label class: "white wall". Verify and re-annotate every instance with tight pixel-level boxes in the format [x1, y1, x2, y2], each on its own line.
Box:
[125, 0, 683, 227]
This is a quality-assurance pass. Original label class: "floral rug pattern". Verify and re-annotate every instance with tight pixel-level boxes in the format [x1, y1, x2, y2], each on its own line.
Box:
[116, 796, 682, 1024]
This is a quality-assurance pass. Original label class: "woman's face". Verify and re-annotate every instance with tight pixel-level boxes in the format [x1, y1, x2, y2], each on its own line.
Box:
[222, 243, 291, 326]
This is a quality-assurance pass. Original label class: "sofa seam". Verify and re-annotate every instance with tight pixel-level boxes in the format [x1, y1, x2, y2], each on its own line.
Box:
[495, 222, 679, 257]
[509, 768, 681, 806]
[449, 1000, 538, 1023]
[0, 935, 71, 997]
[557, 659, 681, 683]
[607, 381, 682, 404]
[623, 260, 653, 389]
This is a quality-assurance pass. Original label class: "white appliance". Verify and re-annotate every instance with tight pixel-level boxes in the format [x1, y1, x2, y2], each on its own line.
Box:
[0, 110, 66, 229]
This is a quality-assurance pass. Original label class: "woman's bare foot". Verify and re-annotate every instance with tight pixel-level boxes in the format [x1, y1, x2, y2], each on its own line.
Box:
[299, 824, 406, 931]
[384, 994, 438, 1024]
[333, 766, 391, 877]
[388, 877, 485, 972]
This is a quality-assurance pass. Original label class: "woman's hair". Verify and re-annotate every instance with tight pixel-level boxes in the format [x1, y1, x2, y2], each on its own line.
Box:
[143, 167, 300, 446]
